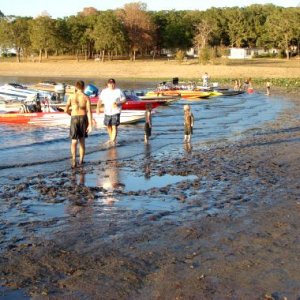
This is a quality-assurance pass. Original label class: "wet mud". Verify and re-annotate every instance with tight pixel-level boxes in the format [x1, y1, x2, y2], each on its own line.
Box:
[0, 92, 300, 299]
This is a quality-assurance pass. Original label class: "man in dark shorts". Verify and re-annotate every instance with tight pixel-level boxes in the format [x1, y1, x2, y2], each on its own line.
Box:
[65, 81, 92, 168]
[96, 78, 126, 145]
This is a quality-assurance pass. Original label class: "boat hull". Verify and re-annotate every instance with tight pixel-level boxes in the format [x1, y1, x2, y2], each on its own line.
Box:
[0, 110, 145, 127]
[89, 96, 163, 110]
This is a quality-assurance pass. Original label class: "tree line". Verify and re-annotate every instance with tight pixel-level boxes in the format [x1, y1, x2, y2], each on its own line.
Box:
[0, 2, 299, 62]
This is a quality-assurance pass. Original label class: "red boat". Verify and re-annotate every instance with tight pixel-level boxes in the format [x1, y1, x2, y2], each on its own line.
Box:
[90, 93, 165, 110]
[0, 109, 145, 126]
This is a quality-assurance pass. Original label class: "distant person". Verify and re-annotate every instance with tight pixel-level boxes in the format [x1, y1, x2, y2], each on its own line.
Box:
[96, 78, 126, 145]
[243, 77, 254, 94]
[183, 104, 194, 143]
[202, 72, 209, 87]
[144, 103, 152, 143]
[233, 79, 241, 91]
[266, 80, 271, 96]
[65, 80, 93, 168]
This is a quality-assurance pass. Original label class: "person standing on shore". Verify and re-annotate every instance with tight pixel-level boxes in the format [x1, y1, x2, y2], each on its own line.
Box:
[202, 72, 209, 87]
[183, 104, 194, 143]
[96, 78, 126, 145]
[65, 80, 92, 168]
[144, 103, 152, 143]
[266, 80, 271, 96]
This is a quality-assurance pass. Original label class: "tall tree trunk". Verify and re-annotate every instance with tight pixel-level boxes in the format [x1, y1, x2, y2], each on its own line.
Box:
[76, 49, 79, 62]
[101, 50, 105, 62]
[39, 49, 42, 63]
[285, 35, 290, 60]
[16, 47, 21, 63]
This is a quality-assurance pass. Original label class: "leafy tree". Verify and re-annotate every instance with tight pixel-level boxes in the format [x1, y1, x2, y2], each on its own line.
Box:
[29, 16, 56, 62]
[116, 2, 155, 60]
[53, 18, 71, 55]
[160, 10, 193, 51]
[10, 17, 31, 62]
[0, 17, 31, 62]
[91, 11, 127, 61]
[65, 15, 88, 61]
[0, 19, 10, 50]
[223, 7, 248, 47]
[266, 7, 300, 59]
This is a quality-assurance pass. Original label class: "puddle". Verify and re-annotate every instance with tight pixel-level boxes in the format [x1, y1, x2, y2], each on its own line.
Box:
[0, 286, 30, 300]
[85, 171, 197, 192]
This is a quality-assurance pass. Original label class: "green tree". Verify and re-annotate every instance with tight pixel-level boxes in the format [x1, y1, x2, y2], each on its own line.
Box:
[266, 7, 300, 59]
[161, 10, 193, 51]
[10, 17, 31, 62]
[29, 16, 56, 62]
[225, 8, 248, 47]
[65, 15, 88, 61]
[0, 19, 11, 51]
[91, 11, 127, 61]
[53, 18, 71, 55]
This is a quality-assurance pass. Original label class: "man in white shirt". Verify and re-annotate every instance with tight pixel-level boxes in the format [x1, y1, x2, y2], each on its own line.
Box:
[96, 78, 126, 144]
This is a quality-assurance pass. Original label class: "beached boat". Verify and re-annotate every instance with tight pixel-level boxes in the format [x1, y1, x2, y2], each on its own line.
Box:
[145, 89, 212, 99]
[28, 81, 75, 95]
[89, 94, 165, 110]
[0, 83, 53, 101]
[0, 109, 145, 127]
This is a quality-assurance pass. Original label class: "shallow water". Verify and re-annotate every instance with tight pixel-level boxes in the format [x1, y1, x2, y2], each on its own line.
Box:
[0, 79, 293, 300]
[0, 77, 291, 219]
[0, 78, 289, 183]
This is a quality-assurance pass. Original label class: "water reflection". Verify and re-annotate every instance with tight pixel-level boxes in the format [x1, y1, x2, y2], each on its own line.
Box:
[183, 142, 192, 153]
[144, 143, 152, 179]
[70, 167, 86, 186]
[98, 146, 122, 192]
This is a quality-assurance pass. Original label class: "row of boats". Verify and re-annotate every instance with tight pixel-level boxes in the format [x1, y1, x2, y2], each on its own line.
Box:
[0, 80, 246, 126]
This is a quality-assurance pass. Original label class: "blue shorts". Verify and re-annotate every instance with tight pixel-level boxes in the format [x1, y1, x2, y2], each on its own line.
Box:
[104, 114, 120, 126]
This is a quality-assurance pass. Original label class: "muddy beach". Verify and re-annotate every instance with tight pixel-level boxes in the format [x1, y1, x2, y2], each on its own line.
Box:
[0, 88, 299, 299]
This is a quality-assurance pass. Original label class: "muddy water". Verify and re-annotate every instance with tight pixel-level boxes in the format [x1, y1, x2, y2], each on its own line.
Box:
[0, 77, 295, 299]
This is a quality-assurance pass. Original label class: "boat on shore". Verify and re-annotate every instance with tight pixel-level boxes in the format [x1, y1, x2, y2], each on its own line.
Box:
[0, 109, 145, 127]
[0, 83, 53, 101]
[89, 93, 166, 110]
[28, 81, 75, 95]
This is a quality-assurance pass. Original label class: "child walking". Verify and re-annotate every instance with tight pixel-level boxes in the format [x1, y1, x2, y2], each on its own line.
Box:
[183, 104, 194, 142]
[144, 104, 152, 143]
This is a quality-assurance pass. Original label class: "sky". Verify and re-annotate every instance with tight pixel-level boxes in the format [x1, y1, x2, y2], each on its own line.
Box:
[1, 0, 299, 18]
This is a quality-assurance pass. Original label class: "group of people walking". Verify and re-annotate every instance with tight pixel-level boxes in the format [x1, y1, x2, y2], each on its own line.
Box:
[65, 78, 195, 168]
[65, 78, 126, 168]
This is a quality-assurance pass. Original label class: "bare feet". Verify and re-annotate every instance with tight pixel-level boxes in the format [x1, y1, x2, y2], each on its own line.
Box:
[71, 160, 77, 168]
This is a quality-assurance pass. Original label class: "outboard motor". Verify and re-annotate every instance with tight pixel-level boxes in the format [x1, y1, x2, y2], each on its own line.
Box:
[54, 83, 66, 102]
[84, 84, 99, 97]
[172, 77, 179, 85]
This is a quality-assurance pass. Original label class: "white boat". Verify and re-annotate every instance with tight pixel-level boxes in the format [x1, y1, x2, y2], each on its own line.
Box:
[0, 83, 53, 101]
[0, 107, 145, 127]
[29, 110, 146, 127]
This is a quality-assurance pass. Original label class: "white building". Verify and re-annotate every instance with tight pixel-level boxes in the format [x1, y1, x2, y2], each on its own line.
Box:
[229, 47, 278, 59]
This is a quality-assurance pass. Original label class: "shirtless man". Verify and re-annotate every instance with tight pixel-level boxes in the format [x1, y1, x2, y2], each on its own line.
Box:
[65, 80, 92, 168]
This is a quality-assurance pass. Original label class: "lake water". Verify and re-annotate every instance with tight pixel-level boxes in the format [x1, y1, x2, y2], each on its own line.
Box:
[0, 76, 289, 185]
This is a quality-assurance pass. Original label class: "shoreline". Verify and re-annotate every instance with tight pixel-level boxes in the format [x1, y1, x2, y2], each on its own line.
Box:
[0, 82, 300, 297]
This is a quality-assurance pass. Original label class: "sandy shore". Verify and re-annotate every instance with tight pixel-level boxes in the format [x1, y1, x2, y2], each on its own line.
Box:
[0, 59, 300, 80]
